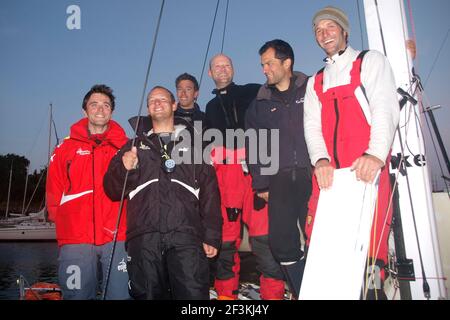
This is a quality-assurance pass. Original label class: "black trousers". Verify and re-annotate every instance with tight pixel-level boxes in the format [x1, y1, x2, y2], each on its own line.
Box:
[126, 232, 210, 300]
[268, 167, 312, 263]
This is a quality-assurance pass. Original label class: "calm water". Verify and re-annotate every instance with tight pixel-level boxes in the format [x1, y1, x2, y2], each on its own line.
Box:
[0, 242, 258, 300]
[0, 242, 58, 300]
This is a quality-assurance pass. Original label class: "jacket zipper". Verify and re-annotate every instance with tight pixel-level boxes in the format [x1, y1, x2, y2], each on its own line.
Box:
[285, 97, 298, 182]
[333, 99, 341, 169]
[66, 160, 72, 192]
[91, 146, 96, 244]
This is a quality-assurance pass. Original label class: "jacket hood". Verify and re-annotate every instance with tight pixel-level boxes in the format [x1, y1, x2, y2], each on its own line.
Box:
[256, 71, 309, 101]
[70, 118, 127, 149]
[175, 102, 202, 115]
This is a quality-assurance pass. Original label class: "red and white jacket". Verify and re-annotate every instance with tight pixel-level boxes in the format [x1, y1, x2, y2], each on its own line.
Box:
[304, 46, 399, 167]
[46, 118, 128, 246]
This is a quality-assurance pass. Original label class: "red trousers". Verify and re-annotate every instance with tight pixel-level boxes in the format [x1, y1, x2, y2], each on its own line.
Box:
[211, 147, 285, 299]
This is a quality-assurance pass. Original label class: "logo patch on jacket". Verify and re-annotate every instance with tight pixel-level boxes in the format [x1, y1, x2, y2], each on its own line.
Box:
[76, 148, 91, 156]
[139, 141, 150, 150]
[270, 107, 277, 112]
[296, 98, 305, 104]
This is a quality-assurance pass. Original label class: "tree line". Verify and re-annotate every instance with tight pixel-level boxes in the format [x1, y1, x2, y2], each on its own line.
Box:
[0, 153, 46, 215]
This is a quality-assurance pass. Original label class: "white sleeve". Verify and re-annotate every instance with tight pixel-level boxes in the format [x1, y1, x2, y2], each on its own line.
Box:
[304, 76, 331, 166]
[361, 51, 400, 164]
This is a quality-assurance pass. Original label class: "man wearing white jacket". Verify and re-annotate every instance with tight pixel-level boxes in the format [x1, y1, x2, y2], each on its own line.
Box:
[304, 6, 400, 299]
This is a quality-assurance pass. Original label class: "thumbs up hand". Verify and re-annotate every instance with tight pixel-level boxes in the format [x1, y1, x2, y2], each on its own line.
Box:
[122, 146, 139, 171]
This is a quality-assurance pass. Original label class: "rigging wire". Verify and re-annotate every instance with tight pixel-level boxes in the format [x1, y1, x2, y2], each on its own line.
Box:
[25, 111, 46, 167]
[423, 28, 450, 88]
[220, 0, 230, 53]
[372, 0, 430, 299]
[394, 121, 431, 299]
[198, 0, 221, 92]
[406, 0, 450, 194]
[23, 168, 46, 215]
[52, 117, 59, 146]
[403, 84, 419, 158]
[417, 87, 450, 196]
[356, 0, 365, 49]
[101, 0, 166, 300]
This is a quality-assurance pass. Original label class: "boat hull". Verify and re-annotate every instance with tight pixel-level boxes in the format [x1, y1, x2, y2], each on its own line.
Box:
[0, 224, 56, 241]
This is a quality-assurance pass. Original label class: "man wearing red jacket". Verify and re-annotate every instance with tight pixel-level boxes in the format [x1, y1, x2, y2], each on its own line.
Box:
[46, 84, 129, 300]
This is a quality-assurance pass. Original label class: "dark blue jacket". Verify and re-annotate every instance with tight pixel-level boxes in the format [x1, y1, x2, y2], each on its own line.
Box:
[245, 72, 311, 191]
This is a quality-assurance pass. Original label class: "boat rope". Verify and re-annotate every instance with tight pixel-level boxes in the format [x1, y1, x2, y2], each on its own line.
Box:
[402, 72, 450, 195]
[370, 0, 430, 299]
[363, 186, 380, 299]
[417, 87, 450, 197]
[393, 79, 433, 298]
[394, 117, 430, 299]
[198, 0, 221, 92]
[404, 2, 450, 196]
[101, 0, 166, 301]
[220, 0, 230, 53]
[363, 161, 402, 299]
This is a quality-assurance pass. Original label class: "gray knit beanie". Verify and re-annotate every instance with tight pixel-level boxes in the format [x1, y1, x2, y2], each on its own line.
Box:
[312, 6, 350, 35]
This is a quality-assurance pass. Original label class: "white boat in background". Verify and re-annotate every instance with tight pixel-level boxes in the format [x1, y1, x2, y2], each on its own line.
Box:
[0, 209, 46, 226]
[0, 220, 55, 241]
[0, 209, 55, 241]
[0, 104, 57, 242]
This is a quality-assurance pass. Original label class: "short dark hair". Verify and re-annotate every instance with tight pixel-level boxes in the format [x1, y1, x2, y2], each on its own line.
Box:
[175, 73, 199, 91]
[82, 84, 115, 111]
[258, 39, 295, 72]
[148, 86, 176, 104]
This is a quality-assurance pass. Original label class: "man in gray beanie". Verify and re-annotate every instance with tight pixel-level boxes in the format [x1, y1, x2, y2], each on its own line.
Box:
[303, 6, 400, 299]
[312, 6, 350, 55]
[313, 6, 350, 35]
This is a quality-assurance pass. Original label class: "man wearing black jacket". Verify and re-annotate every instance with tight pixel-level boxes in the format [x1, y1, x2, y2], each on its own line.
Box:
[104, 86, 222, 300]
[245, 39, 312, 299]
[205, 54, 285, 300]
[175, 73, 206, 125]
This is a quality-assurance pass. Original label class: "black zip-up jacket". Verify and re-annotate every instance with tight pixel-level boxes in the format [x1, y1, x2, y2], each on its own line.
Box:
[245, 72, 311, 191]
[205, 82, 260, 138]
[174, 103, 206, 127]
[103, 120, 222, 249]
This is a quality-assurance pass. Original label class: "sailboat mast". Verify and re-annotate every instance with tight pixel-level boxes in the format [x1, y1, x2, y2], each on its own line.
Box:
[5, 161, 13, 218]
[363, 0, 447, 300]
[48, 103, 53, 166]
[43, 103, 53, 222]
[22, 166, 29, 215]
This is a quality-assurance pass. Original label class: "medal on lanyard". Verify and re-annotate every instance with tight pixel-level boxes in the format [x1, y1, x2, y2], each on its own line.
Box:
[160, 141, 176, 173]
